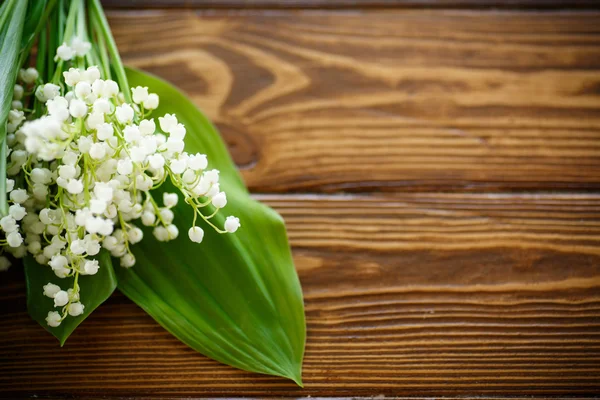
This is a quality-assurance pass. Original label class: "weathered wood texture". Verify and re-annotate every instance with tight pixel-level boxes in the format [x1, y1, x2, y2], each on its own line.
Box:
[2, 8, 600, 399]
[109, 10, 600, 193]
[1, 194, 600, 397]
[102, 0, 600, 10]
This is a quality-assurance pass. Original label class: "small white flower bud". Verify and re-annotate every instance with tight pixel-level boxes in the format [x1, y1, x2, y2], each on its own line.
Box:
[204, 169, 220, 184]
[19, 67, 39, 84]
[188, 154, 208, 171]
[170, 158, 186, 174]
[13, 84, 24, 100]
[159, 114, 178, 133]
[46, 311, 61, 327]
[56, 43, 76, 60]
[116, 159, 133, 175]
[206, 183, 220, 199]
[69, 98, 88, 118]
[115, 104, 134, 124]
[166, 139, 185, 154]
[89, 199, 107, 215]
[118, 199, 133, 213]
[89, 143, 106, 160]
[139, 119, 155, 135]
[83, 66, 101, 83]
[43, 84, 60, 100]
[182, 169, 197, 184]
[211, 192, 227, 208]
[188, 226, 204, 243]
[120, 253, 136, 268]
[6, 179, 14, 192]
[86, 111, 104, 130]
[1, 215, 17, 233]
[145, 93, 159, 110]
[104, 204, 118, 219]
[94, 182, 113, 202]
[43, 283, 61, 298]
[163, 193, 178, 208]
[147, 154, 165, 170]
[153, 226, 169, 241]
[62, 151, 78, 166]
[159, 208, 174, 224]
[58, 165, 77, 180]
[102, 79, 119, 98]
[53, 290, 69, 307]
[166, 224, 179, 240]
[66, 179, 84, 194]
[9, 189, 28, 205]
[83, 259, 99, 275]
[68, 302, 85, 316]
[7, 231, 23, 247]
[63, 68, 82, 86]
[128, 227, 143, 244]
[48, 255, 68, 270]
[132, 86, 149, 104]
[93, 98, 111, 114]
[70, 239, 86, 255]
[54, 266, 70, 278]
[8, 204, 26, 220]
[75, 81, 91, 99]
[141, 211, 156, 226]
[169, 124, 186, 141]
[224, 216, 240, 233]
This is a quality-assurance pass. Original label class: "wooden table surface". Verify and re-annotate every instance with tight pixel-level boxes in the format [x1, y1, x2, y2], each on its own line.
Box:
[2, 1, 600, 398]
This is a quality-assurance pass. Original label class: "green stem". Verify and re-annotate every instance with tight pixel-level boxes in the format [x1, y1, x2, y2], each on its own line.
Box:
[46, 3, 61, 80]
[62, 0, 79, 45]
[57, 0, 65, 44]
[89, 0, 131, 102]
[36, 26, 47, 81]
[91, 11, 110, 79]
[0, 0, 17, 34]
[18, 0, 58, 69]
[0, 141, 7, 216]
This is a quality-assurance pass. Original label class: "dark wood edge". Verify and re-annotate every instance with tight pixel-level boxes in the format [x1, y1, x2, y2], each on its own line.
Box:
[100, 0, 600, 10]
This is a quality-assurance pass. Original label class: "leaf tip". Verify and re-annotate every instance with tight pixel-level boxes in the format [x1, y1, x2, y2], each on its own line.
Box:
[284, 366, 304, 388]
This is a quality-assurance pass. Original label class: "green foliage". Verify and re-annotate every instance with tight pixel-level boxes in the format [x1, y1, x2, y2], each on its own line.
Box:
[0, 0, 28, 215]
[115, 67, 306, 385]
[24, 251, 117, 345]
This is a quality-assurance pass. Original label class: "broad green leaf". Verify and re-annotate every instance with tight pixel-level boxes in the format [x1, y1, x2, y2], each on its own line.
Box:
[0, 0, 28, 216]
[117, 67, 306, 385]
[25, 251, 117, 345]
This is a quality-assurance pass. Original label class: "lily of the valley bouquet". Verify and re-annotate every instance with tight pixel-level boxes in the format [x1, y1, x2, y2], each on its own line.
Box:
[0, 0, 305, 385]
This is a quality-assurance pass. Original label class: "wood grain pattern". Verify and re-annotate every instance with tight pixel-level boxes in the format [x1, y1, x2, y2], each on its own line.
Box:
[108, 10, 600, 193]
[1, 194, 599, 397]
[102, 0, 600, 10]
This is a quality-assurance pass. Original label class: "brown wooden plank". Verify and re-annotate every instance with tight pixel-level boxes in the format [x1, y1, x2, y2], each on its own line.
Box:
[101, 0, 600, 10]
[1, 193, 599, 397]
[108, 10, 600, 193]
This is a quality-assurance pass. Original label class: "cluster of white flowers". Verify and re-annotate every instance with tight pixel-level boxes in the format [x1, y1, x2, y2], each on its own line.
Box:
[1, 41, 240, 327]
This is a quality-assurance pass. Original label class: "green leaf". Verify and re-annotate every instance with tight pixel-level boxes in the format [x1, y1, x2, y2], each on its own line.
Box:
[117, 67, 306, 385]
[0, 0, 28, 216]
[24, 251, 117, 345]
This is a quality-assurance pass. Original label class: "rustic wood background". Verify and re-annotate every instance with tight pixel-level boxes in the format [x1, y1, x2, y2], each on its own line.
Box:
[1, 0, 600, 398]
